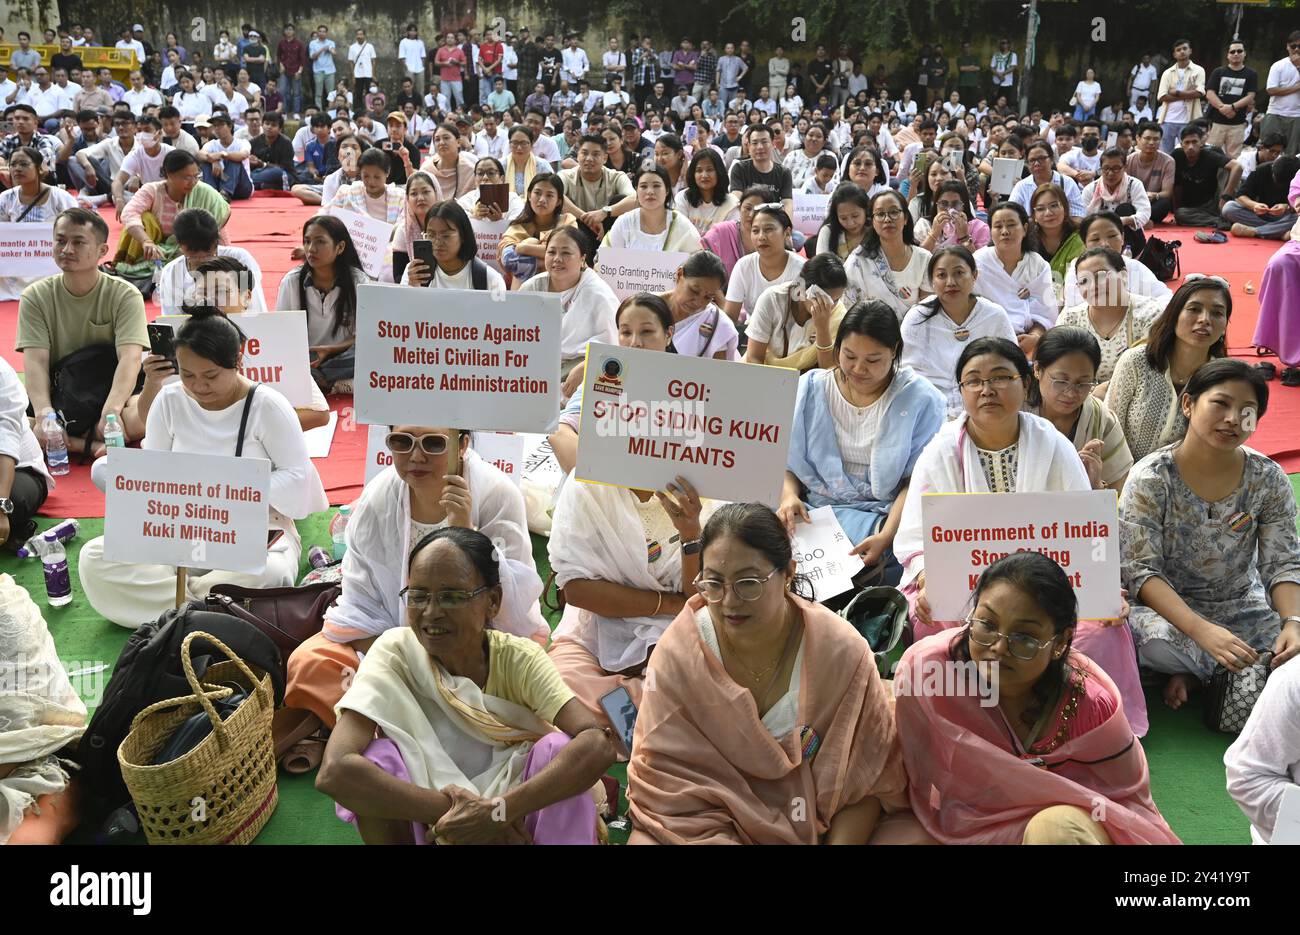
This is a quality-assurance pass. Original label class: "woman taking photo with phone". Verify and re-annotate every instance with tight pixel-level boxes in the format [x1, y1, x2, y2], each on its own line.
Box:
[390, 171, 439, 283]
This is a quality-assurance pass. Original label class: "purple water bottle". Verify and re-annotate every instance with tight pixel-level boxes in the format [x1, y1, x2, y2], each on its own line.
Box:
[42, 531, 73, 607]
[308, 545, 333, 568]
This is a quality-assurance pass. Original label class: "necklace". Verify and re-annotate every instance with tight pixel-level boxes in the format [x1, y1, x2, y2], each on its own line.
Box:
[719, 605, 799, 688]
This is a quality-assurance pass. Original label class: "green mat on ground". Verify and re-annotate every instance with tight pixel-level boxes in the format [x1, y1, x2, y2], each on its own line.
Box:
[12, 479, 1287, 844]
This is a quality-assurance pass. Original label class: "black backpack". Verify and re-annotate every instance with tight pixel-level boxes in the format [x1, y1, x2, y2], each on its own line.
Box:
[75, 606, 285, 814]
[50, 343, 145, 444]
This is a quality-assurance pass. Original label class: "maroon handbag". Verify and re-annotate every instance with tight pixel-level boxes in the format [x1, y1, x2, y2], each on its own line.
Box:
[203, 581, 341, 659]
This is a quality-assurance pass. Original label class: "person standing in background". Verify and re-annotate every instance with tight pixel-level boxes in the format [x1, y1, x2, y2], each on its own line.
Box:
[398, 23, 427, 100]
[561, 34, 591, 88]
[478, 28, 504, 105]
[538, 34, 561, 95]
[515, 28, 541, 100]
[632, 36, 657, 110]
[807, 45, 834, 112]
[434, 33, 466, 111]
[767, 44, 790, 95]
[310, 25, 338, 110]
[738, 40, 758, 97]
[1127, 52, 1158, 112]
[501, 32, 519, 101]
[277, 24, 306, 118]
[460, 30, 480, 110]
[927, 43, 950, 107]
[1263, 32, 1300, 156]
[1155, 39, 1205, 154]
[693, 40, 718, 103]
[1204, 40, 1257, 159]
[956, 39, 981, 106]
[672, 37, 699, 94]
[832, 45, 854, 111]
[347, 28, 377, 117]
[990, 37, 1017, 105]
[603, 36, 627, 91]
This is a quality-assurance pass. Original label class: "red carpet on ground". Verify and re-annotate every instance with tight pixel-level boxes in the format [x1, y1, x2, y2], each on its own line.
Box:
[1, 203, 1297, 519]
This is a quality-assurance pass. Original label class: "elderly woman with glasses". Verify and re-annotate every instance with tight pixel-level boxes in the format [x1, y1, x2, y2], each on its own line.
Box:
[281, 425, 548, 773]
[895, 552, 1178, 844]
[626, 503, 911, 844]
[317, 526, 616, 845]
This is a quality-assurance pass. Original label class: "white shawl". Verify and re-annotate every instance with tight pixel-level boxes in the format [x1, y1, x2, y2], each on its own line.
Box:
[894, 412, 1091, 588]
[322, 453, 548, 644]
[0, 574, 86, 843]
[1062, 256, 1172, 307]
[337, 627, 550, 798]
[973, 246, 1059, 333]
[519, 269, 619, 361]
[549, 478, 714, 672]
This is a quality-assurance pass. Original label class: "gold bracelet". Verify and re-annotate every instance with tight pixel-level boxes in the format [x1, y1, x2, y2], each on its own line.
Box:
[653, 591, 663, 616]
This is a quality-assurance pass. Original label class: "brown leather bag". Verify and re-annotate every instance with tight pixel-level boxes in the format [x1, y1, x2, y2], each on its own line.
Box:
[203, 581, 342, 659]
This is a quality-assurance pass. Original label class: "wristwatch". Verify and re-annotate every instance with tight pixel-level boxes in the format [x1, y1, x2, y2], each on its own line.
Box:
[0, 499, 13, 515]
[681, 538, 702, 555]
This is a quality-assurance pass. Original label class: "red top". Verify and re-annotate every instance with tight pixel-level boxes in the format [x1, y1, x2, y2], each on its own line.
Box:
[277, 38, 306, 76]
[479, 42, 503, 73]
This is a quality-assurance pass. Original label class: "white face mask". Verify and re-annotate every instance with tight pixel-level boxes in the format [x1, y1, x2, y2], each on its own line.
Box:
[137, 133, 155, 146]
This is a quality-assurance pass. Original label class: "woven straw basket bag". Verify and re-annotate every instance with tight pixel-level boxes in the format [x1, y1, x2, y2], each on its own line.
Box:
[118, 631, 278, 844]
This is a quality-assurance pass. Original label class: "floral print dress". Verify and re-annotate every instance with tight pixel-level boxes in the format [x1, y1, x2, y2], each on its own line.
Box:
[1120, 447, 1300, 681]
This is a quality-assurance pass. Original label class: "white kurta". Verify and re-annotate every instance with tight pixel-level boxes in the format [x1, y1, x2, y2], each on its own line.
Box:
[972, 246, 1059, 333]
[1225, 657, 1300, 844]
[78, 382, 329, 630]
[158, 244, 268, 315]
[518, 268, 619, 363]
[899, 296, 1018, 417]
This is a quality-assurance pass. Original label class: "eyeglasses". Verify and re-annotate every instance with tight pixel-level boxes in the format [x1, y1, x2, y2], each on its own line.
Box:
[400, 585, 491, 610]
[385, 432, 449, 454]
[873, 208, 905, 221]
[1033, 202, 1063, 215]
[966, 617, 1058, 661]
[420, 231, 459, 245]
[1026, 155, 1051, 166]
[959, 375, 1020, 393]
[1048, 376, 1100, 396]
[474, 169, 502, 179]
[1184, 273, 1230, 288]
[694, 567, 781, 603]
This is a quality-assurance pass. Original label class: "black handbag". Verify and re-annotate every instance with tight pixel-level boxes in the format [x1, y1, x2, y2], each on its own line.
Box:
[1139, 235, 1181, 283]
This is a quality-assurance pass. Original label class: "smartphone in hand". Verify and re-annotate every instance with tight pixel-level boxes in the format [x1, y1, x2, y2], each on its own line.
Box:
[411, 238, 435, 285]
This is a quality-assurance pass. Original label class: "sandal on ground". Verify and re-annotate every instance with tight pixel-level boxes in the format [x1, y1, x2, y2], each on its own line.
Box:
[280, 732, 329, 775]
[1194, 230, 1228, 244]
[1253, 362, 1276, 380]
[1282, 368, 1300, 387]
[272, 708, 323, 760]
[329, 379, 354, 395]
[1256, 346, 1275, 356]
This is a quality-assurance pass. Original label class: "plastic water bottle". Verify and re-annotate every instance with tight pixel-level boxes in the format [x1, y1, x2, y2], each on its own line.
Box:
[16, 518, 80, 559]
[151, 259, 164, 295]
[308, 545, 333, 568]
[43, 415, 69, 476]
[103, 412, 125, 449]
[329, 504, 351, 561]
[41, 531, 73, 607]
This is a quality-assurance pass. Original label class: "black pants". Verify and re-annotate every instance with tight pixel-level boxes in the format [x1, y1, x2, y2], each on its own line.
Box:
[5, 467, 49, 552]
[354, 77, 369, 114]
[1174, 199, 1226, 229]
[1150, 195, 1174, 224]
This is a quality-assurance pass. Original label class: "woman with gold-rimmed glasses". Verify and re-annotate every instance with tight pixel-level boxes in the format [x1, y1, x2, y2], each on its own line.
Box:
[282, 423, 548, 769]
[895, 551, 1178, 844]
[627, 502, 910, 845]
[318, 526, 616, 845]
[455, 156, 525, 222]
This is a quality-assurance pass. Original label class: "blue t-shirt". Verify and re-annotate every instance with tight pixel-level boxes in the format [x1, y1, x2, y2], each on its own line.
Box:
[309, 38, 336, 74]
[717, 55, 745, 90]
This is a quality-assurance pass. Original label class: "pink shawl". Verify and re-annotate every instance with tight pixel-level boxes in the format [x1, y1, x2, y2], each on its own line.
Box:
[626, 594, 908, 844]
[895, 630, 1179, 844]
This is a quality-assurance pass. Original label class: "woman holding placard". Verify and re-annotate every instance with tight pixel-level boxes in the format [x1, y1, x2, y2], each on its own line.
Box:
[603, 165, 702, 254]
[500, 173, 578, 287]
[743, 252, 846, 371]
[549, 293, 675, 476]
[1060, 211, 1171, 309]
[895, 552, 1176, 843]
[548, 346, 714, 741]
[781, 301, 945, 583]
[503, 125, 554, 200]
[0, 147, 77, 300]
[972, 201, 1057, 357]
[899, 246, 1017, 417]
[79, 309, 328, 629]
[662, 251, 738, 360]
[675, 149, 740, 236]
[844, 189, 932, 320]
[276, 215, 369, 396]
[1105, 278, 1231, 463]
[1057, 246, 1165, 387]
[626, 503, 910, 844]
[814, 182, 870, 261]
[723, 203, 805, 322]
[1121, 359, 1300, 713]
[518, 226, 617, 380]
